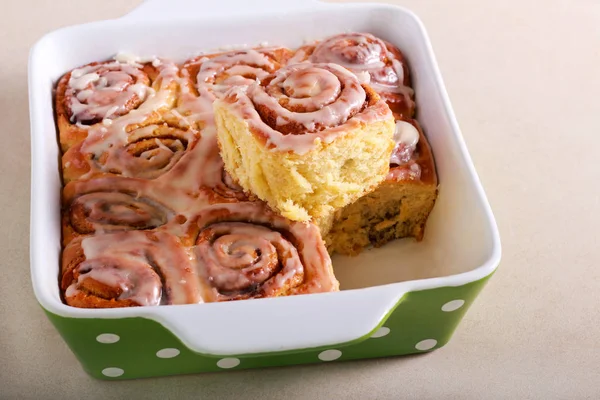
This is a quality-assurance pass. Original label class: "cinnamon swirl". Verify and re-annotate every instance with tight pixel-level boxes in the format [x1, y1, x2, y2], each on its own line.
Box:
[61, 176, 200, 246]
[192, 202, 338, 301]
[55, 57, 179, 152]
[293, 32, 415, 119]
[61, 231, 203, 308]
[61, 122, 199, 182]
[182, 47, 293, 94]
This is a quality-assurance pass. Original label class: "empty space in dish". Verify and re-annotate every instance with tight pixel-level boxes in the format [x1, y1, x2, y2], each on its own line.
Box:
[31, 4, 495, 301]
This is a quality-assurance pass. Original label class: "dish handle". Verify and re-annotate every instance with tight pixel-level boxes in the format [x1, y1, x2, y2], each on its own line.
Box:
[136, 284, 408, 356]
[124, 0, 330, 21]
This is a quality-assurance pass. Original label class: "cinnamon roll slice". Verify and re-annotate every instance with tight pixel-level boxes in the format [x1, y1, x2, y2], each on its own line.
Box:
[213, 62, 395, 228]
[327, 119, 438, 255]
[61, 231, 203, 308]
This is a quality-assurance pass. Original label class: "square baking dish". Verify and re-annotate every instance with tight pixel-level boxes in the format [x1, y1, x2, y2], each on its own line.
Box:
[28, 0, 501, 380]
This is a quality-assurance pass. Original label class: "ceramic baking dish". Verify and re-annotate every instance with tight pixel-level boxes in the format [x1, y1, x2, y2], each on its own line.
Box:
[28, 0, 501, 380]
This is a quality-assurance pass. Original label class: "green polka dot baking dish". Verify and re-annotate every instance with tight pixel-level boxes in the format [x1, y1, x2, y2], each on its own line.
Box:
[28, 0, 501, 380]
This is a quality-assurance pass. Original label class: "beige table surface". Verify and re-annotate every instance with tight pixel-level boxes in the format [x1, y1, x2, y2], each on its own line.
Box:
[2, 0, 599, 398]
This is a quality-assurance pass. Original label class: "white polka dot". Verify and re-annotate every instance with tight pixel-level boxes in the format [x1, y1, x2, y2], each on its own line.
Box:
[156, 348, 180, 358]
[441, 299, 465, 312]
[415, 339, 437, 351]
[217, 358, 240, 369]
[102, 367, 124, 377]
[96, 333, 120, 344]
[318, 349, 342, 361]
[370, 327, 391, 338]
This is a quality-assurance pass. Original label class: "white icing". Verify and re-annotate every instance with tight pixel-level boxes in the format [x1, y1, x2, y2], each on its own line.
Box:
[390, 120, 419, 166]
[114, 52, 159, 66]
[114, 52, 141, 64]
[70, 68, 85, 79]
[392, 59, 405, 84]
[249, 63, 365, 132]
[287, 48, 311, 65]
[354, 71, 371, 84]
[104, 105, 120, 119]
[276, 116, 290, 126]
[78, 231, 204, 305]
[172, 82, 217, 128]
[75, 122, 91, 130]
[394, 120, 419, 148]
[76, 89, 94, 102]
[311, 33, 388, 72]
[196, 49, 275, 86]
[70, 73, 100, 90]
[128, 83, 150, 99]
[70, 258, 162, 306]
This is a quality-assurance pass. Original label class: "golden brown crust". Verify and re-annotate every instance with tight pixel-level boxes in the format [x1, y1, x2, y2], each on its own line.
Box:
[55, 73, 88, 152]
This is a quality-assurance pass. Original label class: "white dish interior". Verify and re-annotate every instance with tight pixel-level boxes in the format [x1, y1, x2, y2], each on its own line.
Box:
[29, 0, 501, 355]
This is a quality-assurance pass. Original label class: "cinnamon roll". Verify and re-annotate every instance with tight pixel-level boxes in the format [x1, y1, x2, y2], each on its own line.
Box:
[182, 47, 293, 93]
[192, 202, 338, 301]
[61, 177, 199, 246]
[163, 47, 293, 130]
[61, 122, 199, 182]
[61, 231, 203, 308]
[293, 32, 415, 119]
[55, 57, 179, 152]
[213, 62, 395, 226]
